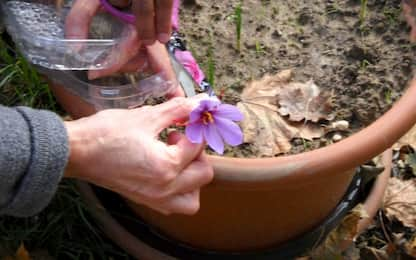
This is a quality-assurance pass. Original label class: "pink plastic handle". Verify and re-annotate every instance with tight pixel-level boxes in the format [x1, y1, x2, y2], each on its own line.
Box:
[100, 0, 136, 24]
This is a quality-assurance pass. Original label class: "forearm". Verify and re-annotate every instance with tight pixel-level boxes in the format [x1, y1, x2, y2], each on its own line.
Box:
[0, 106, 69, 217]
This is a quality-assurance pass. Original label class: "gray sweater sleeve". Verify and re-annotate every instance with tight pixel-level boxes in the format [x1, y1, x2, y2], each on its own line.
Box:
[0, 105, 69, 217]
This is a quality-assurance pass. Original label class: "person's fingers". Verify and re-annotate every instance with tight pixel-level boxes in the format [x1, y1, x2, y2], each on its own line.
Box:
[132, 0, 156, 45]
[148, 97, 198, 132]
[65, 0, 100, 39]
[123, 193, 171, 214]
[117, 49, 149, 73]
[165, 152, 213, 194]
[127, 190, 201, 215]
[164, 131, 205, 174]
[146, 42, 184, 97]
[166, 86, 185, 98]
[88, 25, 141, 79]
[148, 93, 208, 128]
[155, 0, 173, 43]
[161, 190, 201, 215]
[146, 42, 175, 79]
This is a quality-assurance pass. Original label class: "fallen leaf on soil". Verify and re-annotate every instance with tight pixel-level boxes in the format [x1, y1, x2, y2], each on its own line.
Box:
[308, 204, 368, 259]
[384, 178, 416, 229]
[277, 80, 334, 122]
[237, 70, 324, 156]
[406, 236, 416, 257]
[393, 124, 416, 149]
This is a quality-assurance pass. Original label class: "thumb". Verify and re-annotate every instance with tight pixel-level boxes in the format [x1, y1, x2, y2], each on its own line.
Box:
[150, 97, 200, 133]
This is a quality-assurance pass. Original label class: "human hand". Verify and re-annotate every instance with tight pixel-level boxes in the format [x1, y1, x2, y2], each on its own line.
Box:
[65, 0, 174, 78]
[403, 0, 416, 41]
[64, 96, 214, 215]
[87, 41, 184, 98]
[65, 0, 173, 44]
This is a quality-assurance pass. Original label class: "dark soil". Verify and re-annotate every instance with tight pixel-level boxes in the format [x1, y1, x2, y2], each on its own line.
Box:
[179, 0, 416, 156]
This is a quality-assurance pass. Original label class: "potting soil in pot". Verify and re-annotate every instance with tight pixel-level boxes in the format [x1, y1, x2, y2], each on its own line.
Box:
[179, 0, 416, 157]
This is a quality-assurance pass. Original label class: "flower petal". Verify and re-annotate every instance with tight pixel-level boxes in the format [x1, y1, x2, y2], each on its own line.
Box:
[199, 97, 221, 111]
[214, 117, 243, 146]
[215, 104, 244, 121]
[185, 123, 204, 143]
[189, 108, 203, 123]
[204, 123, 224, 154]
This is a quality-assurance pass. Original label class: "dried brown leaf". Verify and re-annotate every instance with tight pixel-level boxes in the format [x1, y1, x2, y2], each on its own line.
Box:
[384, 178, 416, 229]
[309, 204, 368, 259]
[406, 236, 416, 258]
[277, 80, 334, 122]
[237, 70, 324, 156]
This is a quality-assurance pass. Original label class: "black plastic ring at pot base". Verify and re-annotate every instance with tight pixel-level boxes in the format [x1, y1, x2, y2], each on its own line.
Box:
[93, 169, 365, 260]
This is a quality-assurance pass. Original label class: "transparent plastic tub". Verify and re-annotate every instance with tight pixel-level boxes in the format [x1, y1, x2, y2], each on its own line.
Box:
[0, 0, 127, 70]
[1, 0, 180, 109]
[39, 67, 177, 109]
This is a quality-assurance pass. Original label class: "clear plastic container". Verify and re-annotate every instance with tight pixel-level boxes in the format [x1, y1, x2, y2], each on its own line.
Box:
[0, 0, 127, 70]
[39, 67, 178, 109]
[1, 0, 180, 109]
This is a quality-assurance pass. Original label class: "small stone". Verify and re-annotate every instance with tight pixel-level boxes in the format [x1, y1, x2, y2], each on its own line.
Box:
[332, 134, 343, 142]
[397, 160, 405, 169]
[331, 120, 349, 130]
[271, 30, 282, 39]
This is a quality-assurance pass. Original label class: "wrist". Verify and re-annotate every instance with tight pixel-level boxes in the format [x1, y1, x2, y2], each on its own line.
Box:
[64, 119, 93, 180]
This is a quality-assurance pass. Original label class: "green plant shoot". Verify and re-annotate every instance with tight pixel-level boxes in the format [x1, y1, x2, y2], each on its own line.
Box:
[235, 2, 242, 52]
[207, 44, 215, 87]
[359, 0, 368, 26]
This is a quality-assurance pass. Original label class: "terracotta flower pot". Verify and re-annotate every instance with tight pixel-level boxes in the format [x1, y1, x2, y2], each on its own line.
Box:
[48, 74, 416, 257]
[74, 149, 392, 259]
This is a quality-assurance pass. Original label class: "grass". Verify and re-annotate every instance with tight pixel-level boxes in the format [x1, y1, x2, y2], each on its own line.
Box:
[359, 0, 368, 27]
[255, 40, 266, 55]
[384, 89, 392, 105]
[326, 2, 341, 15]
[234, 2, 243, 52]
[0, 34, 131, 259]
[359, 59, 372, 71]
[207, 36, 216, 88]
[0, 182, 130, 259]
[0, 38, 57, 111]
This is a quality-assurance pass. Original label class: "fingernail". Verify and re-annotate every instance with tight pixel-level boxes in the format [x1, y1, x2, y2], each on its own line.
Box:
[158, 33, 171, 43]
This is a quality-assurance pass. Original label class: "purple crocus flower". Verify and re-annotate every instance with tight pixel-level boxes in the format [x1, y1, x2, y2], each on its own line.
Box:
[185, 97, 244, 154]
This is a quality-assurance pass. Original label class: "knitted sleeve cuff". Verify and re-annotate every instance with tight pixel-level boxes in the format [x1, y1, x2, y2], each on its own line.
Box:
[0, 107, 69, 217]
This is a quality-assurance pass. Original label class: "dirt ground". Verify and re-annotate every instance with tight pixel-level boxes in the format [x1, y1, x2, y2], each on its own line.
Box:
[179, 0, 416, 157]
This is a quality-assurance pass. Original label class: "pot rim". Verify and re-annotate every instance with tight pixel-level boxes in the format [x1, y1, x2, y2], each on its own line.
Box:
[207, 78, 416, 186]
